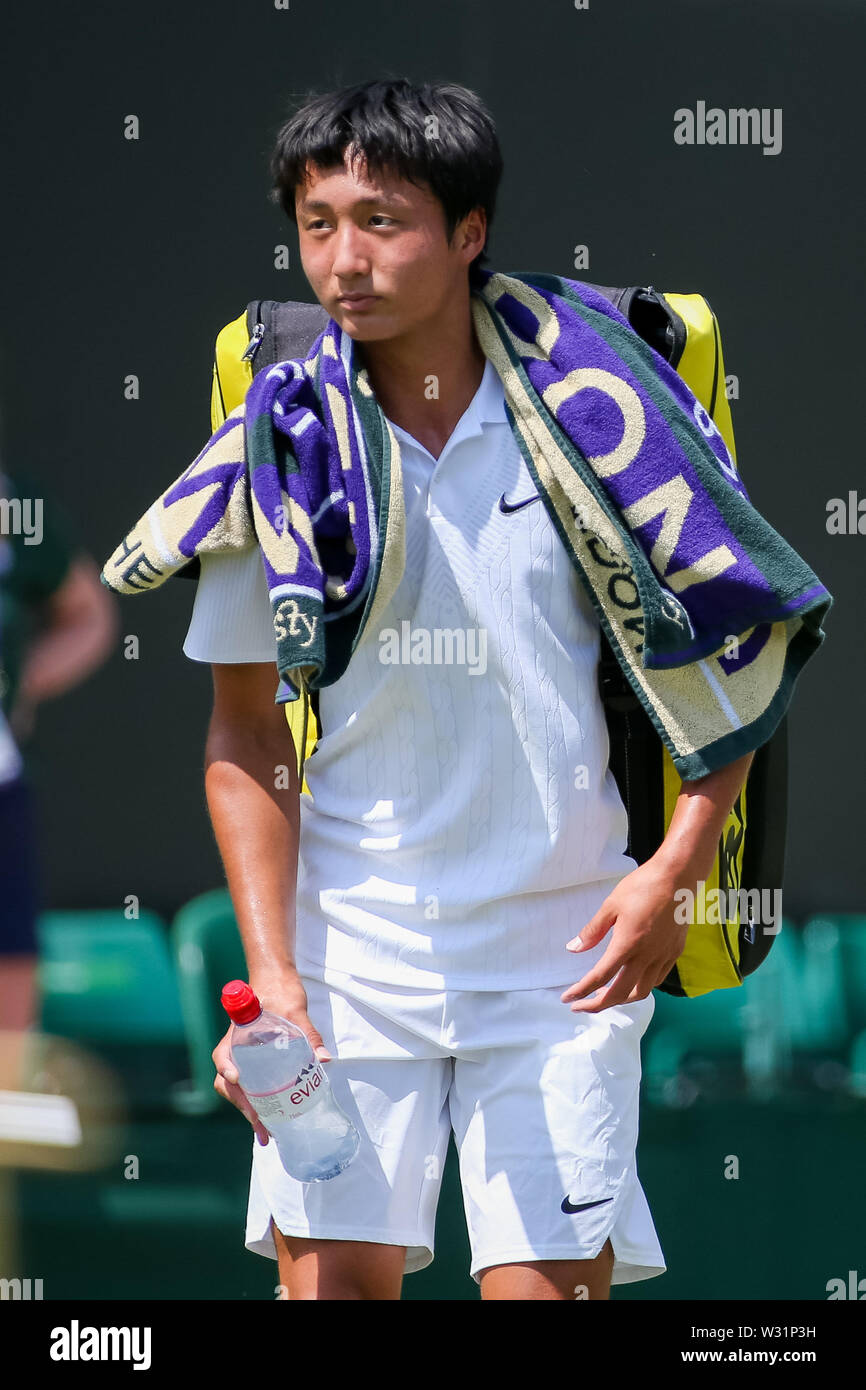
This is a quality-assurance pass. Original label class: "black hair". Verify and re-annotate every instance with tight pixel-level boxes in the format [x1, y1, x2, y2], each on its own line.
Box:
[269, 77, 503, 285]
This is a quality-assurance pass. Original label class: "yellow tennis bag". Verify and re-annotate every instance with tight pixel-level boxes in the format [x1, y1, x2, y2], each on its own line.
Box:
[201, 284, 787, 999]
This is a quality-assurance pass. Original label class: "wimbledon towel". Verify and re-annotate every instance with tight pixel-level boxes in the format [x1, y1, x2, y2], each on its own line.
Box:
[101, 268, 831, 778]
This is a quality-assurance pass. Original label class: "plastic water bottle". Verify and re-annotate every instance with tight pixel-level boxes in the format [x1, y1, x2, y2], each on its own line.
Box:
[220, 980, 360, 1182]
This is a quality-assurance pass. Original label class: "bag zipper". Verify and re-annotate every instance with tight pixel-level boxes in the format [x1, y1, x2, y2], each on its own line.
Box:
[641, 285, 687, 368]
[242, 301, 266, 362]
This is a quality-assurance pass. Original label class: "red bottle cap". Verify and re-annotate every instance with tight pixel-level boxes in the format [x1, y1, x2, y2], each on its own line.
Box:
[221, 980, 263, 1025]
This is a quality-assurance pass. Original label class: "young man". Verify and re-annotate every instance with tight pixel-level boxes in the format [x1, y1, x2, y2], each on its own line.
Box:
[184, 78, 754, 1300]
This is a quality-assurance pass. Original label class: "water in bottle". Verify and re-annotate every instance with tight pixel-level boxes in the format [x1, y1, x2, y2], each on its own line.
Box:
[221, 980, 360, 1182]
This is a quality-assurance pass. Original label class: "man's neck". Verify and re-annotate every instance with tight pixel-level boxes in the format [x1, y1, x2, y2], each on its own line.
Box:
[355, 294, 487, 461]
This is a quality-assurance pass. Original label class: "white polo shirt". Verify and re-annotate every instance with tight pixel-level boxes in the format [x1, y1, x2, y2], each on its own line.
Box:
[183, 359, 635, 990]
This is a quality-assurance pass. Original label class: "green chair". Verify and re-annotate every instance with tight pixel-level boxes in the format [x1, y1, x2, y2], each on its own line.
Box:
[796, 917, 849, 1054]
[169, 888, 247, 1114]
[644, 919, 802, 1103]
[37, 909, 184, 1044]
[737, 918, 803, 1091]
[801, 914, 866, 1094]
[645, 986, 748, 1106]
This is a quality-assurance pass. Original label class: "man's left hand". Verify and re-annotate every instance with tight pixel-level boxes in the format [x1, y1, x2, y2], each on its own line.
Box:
[560, 858, 690, 1013]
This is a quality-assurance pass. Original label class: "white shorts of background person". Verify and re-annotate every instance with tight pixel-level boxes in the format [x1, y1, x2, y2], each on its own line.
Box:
[245, 966, 666, 1288]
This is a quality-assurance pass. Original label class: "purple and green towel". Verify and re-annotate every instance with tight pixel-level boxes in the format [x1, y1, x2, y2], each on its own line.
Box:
[101, 268, 831, 778]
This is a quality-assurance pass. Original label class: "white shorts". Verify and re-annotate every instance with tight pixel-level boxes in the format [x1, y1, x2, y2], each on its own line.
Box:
[244, 966, 666, 1287]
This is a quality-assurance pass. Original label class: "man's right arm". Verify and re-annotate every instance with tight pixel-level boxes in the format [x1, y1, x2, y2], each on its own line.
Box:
[206, 661, 303, 994]
[206, 661, 332, 1141]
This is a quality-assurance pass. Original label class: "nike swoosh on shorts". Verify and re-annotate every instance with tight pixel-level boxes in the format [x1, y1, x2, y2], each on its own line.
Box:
[561, 1195, 614, 1214]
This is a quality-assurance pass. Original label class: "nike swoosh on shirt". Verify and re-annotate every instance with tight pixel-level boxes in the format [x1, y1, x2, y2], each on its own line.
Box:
[561, 1195, 614, 1214]
[498, 491, 542, 513]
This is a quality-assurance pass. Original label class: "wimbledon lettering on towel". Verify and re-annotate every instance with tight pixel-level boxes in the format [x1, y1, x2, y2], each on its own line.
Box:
[549, 367, 737, 597]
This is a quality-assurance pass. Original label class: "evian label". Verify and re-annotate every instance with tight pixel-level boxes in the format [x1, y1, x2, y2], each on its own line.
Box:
[247, 1061, 328, 1121]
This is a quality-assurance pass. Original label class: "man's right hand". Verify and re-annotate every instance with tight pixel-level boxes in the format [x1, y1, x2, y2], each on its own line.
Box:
[212, 968, 333, 1146]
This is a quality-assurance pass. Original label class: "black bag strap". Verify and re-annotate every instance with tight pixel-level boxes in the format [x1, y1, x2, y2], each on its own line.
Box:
[240, 282, 685, 376]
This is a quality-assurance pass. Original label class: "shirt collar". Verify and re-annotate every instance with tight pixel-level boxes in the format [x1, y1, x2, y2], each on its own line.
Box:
[472, 356, 509, 427]
[385, 356, 508, 453]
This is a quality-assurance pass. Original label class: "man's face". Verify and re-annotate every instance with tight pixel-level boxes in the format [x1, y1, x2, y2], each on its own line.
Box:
[294, 147, 485, 342]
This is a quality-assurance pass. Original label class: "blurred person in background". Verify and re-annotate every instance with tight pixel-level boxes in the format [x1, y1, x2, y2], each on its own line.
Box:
[0, 462, 116, 1039]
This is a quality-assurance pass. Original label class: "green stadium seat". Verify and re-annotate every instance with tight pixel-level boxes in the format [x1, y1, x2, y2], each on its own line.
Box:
[645, 986, 747, 1104]
[644, 919, 802, 1103]
[737, 919, 803, 1089]
[37, 909, 185, 1044]
[796, 917, 849, 1054]
[801, 914, 866, 1093]
[168, 888, 247, 1114]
